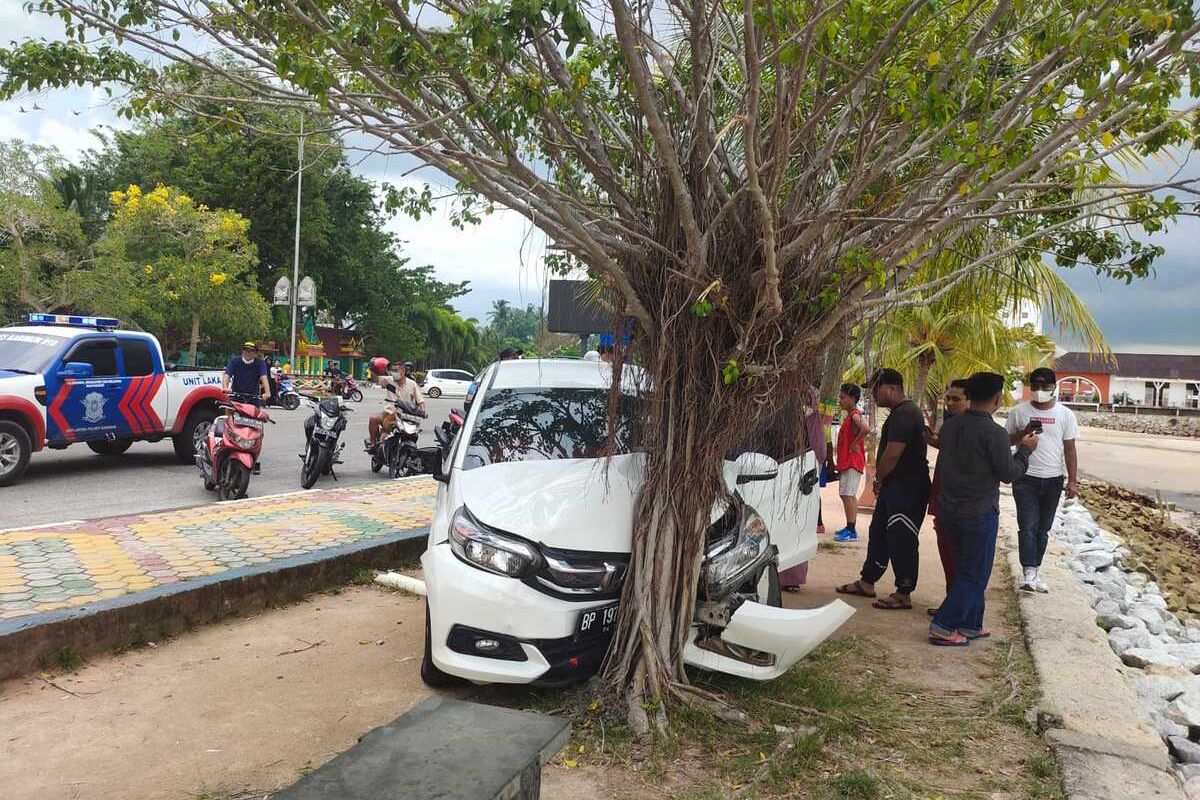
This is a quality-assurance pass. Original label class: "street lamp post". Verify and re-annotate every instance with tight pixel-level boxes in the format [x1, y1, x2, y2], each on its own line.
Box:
[289, 115, 305, 367]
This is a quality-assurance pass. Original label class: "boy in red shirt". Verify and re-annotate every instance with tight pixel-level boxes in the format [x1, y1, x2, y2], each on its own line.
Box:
[832, 383, 870, 542]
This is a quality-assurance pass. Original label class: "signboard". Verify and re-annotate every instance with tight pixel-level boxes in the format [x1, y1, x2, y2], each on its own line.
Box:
[296, 276, 317, 308]
[272, 276, 292, 306]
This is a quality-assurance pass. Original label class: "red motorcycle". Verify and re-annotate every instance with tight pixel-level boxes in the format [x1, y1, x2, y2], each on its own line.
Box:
[335, 375, 364, 403]
[196, 393, 274, 500]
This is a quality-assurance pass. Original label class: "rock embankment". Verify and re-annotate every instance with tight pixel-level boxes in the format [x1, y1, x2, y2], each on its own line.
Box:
[1055, 487, 1200, 796]
[1076, 410, 1200, 438]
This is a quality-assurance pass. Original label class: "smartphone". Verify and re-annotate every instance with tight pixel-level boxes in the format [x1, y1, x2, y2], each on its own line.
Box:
[1029, 419, 1043, 433]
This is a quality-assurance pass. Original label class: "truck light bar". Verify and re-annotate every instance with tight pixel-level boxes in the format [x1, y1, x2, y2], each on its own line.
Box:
[26, 313, 121, 330]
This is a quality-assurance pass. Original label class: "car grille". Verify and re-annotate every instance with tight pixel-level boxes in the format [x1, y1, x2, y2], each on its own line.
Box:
[525, 544, 629, 601]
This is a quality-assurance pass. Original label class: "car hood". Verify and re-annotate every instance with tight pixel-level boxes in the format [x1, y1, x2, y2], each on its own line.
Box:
[458, 453, 646, 552]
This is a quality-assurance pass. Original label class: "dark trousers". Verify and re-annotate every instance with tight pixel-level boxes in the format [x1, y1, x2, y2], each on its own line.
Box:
[1013, 475, 1065, 568]
[933, 516, 957, 589]
[932, 509, 999, 635]
[860, 481, 929, 594]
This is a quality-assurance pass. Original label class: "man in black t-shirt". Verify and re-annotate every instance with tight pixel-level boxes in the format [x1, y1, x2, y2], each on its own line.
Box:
[836, 368, 930, 610]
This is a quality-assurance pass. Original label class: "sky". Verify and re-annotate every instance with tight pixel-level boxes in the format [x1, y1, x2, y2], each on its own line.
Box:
[1, 4, 1197, 352]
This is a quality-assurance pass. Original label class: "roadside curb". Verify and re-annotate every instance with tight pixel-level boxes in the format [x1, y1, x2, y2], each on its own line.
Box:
[1002, 492, 1185, 799]
[0, 527, 428, 682]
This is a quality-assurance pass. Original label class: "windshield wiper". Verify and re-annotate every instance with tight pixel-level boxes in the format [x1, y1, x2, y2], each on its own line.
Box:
[0, 368, 36, 374]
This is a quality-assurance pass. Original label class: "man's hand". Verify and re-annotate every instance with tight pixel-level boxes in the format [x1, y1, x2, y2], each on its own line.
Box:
[1023, 421, 1039, 436]
[1019, 433, 1040, 452]
[1066, 480, 1079, 499]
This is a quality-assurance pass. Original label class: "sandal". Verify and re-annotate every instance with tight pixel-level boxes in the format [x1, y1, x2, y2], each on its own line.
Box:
[961, 628, 992, 640]
[927, 607, 939, 616]
[782, 585, 804, 593]
[929, 630, 969, 647]
[871, 594, 913, 610]
[835, 580, 877, 598]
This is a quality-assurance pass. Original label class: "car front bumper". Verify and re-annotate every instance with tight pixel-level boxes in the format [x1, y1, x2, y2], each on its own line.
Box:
[422, 542, 617, 684]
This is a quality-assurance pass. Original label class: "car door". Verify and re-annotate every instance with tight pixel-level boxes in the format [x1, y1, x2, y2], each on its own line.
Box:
[118, 337, 166, 435]
[447, 370, 474, 396]
[736, 449, 820, 571]
[45, 337, 131, 443]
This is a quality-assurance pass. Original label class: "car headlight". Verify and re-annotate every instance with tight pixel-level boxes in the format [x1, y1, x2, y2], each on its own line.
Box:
[702, 510, 771, 597]
[448, 507, 539, 578]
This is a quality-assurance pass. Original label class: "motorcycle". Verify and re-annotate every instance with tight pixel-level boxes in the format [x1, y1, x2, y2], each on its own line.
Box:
[337, 375, 364, 403]
[432, 406, 465, 456]
[267, 375, 301, 410]
[372, 400, 439, 479]
[196, 393, 273, 501]
[300, 394, 352, 489]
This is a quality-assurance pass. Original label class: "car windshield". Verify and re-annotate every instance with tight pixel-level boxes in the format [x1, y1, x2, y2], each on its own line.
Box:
[0, 331, 62, 373]
[463, 387, 641, 469]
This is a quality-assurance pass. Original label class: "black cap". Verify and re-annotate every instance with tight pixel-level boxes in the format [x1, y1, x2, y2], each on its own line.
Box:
[499, 348, 521, 360]
[866, 368, 904, 390]
[1029, 367, 1056, 384]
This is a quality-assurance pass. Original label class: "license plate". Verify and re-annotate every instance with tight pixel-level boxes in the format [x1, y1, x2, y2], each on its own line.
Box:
[575, 602, 619, 641]
[233, 415, 264, 429]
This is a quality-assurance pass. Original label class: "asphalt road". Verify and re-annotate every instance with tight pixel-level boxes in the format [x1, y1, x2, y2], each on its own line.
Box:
[0, 389, 461, 530]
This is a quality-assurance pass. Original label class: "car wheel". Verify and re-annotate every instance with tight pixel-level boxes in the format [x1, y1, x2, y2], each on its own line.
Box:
[0, 421, 32, 488]
[427, 386, 442, 398]
[174, 407, 217, 463]
[87, 439, 133, 456]
[421, 603, 465, 688]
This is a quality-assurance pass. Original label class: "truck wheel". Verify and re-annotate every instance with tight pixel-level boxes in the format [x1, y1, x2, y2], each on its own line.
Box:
[0, 421, 32, 488]
[421, 604, 465, 689]
[173, 407, 217, 463]
[88, 440, 133, 456]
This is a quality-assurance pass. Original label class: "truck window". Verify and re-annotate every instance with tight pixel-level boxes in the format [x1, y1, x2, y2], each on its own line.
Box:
[120, 339, 155, 376]
[65, 339, 118, 377]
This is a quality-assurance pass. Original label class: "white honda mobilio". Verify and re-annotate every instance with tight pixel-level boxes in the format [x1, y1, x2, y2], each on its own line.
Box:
[420, 359, 853, 687]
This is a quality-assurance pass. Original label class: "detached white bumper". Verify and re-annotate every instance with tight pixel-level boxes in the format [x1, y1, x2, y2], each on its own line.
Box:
[683, 599, 855, 680]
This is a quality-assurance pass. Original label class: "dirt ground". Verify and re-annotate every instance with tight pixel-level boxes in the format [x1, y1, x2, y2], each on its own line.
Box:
[0, 485, 1054, 800]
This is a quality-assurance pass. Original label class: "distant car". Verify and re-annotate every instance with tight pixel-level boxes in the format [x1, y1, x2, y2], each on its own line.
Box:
[421, 368, 474, 399]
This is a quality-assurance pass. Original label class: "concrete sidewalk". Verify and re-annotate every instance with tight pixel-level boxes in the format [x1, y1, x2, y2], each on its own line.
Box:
[0, 478, 437, 679]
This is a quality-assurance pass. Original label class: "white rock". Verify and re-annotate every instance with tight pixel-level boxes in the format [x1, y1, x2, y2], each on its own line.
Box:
[1140, 594, 1169, 610]
[1132, 674, 1189, 704]
[1130, 605, 1167, 635]
[1180, 763, 1200, 781]
[1127, 572, 1148, 589]
[1188, 627, 1200, 644]
[1078, 550, 1115, 570]
[1110, 627, 1156, 656]
[1154, 713, 1190, 739]
[1145, 581, 1163, 596]
[1121, 648, 1184, 669]
[1170, 736, 1200, 765]
[1095, 598, 1122, 616]
[1077, 539, 1118, 554]
[1168, 643, 1200, 673]
[1167, 692, 1200, 728]
[1098, 613, 1140, 631]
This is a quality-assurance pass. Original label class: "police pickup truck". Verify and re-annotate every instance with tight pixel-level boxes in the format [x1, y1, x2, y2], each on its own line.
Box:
[0, 314, 228, 487]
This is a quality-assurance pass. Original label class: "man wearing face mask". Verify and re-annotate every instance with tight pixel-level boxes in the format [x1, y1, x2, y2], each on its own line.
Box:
[1005, 367, 1079, 593]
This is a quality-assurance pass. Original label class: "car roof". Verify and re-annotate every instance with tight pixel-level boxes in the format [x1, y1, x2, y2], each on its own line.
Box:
[1, 326, 79, 340]
[488, 358, 645, 391]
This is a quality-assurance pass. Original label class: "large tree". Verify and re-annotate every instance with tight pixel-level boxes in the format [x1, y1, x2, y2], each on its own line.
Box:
[6, 0, 1197, 733]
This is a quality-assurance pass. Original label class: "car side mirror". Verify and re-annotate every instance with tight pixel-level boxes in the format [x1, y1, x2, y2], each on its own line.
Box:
[734, 452, 779, 484]
[59, 361, 94, 380]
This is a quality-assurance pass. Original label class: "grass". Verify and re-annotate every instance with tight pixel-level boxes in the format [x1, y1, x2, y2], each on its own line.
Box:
[43, 646, 86, 673]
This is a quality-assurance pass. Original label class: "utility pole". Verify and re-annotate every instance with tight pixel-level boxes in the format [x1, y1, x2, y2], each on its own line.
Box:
[289, 114, 305, 367]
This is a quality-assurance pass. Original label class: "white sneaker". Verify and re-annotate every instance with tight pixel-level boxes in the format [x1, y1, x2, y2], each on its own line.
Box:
[1020, 567, 1037, 592]
[1031, 570, 1049, 593]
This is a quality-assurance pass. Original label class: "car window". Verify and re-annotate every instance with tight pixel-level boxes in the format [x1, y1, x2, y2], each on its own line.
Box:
[66, 339, 118, 377]
[463, 387, 641, 469]
[120, 338, 155, 376]
[450, 371, 473, 381]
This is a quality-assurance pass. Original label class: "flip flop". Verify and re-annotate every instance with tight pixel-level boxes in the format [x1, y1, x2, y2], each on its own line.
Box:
[782, 585, 804, 593]
[961, 628, 992, 640]
[835, 581, 876, 598]
[929, 630, 969, 647]
[871, 595, 913, 610]
[927, 607, 939, 616]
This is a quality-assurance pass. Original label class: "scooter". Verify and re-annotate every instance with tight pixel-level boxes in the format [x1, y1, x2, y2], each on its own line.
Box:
[372, 400, 439, 478]
[275, 375, 301, 410]
[433, 407, 465, 455]
[337, 375, 364, 403]
[196, 393, 273, 501]
[299, 393, 351, 489]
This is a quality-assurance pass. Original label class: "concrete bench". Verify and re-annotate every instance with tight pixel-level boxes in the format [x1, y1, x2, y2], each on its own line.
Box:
[272, 697, 571, 800]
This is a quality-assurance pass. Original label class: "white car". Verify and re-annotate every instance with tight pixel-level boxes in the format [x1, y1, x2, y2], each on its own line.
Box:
[419, 359, 853, 687]
[421, 368, 475, 398]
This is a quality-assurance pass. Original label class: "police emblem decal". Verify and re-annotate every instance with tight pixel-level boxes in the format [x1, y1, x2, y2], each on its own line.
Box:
[82, 391, 107, 423]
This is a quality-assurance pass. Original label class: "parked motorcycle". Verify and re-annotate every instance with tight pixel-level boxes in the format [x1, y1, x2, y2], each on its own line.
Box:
[300, 394, 352, 489]
[196, 393, 273, 501]
[372, 400, 439, 479]
[337, 375, 364, 403]
[432, 406, 465, 455]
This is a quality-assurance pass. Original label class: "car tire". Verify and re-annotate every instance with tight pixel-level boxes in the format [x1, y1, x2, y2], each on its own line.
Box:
[427, 386, 442, 398]
[421, 603, 465, 689]
[88, 439, 133, 456]
[174, 407, 218, 463]
[0, 420, 32, 488]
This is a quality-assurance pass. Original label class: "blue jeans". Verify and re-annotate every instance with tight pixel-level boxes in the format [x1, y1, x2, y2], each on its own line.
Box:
[1013, 475, 1065, 568]
[932, 509, 999, 635]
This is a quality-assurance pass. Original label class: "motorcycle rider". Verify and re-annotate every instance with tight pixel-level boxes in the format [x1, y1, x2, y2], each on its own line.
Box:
[325, 360, 346, 397]
[365, 358, 425, 451]
[222, 342, 271, 473]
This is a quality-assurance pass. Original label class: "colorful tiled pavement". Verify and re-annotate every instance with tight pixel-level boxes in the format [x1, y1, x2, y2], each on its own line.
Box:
[0, 479, 437, 621]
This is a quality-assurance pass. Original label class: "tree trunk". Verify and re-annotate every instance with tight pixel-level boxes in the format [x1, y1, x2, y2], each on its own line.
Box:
[913, 354, 935, 421]
[188, 312, 201, 365]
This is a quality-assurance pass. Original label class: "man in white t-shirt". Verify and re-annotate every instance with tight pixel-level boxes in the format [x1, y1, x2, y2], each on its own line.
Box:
[1004, 367, 1079, 593]
[365, 359, 425, 451]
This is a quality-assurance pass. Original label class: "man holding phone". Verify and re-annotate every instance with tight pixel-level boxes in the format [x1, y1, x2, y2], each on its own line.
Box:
[1005, 367, 1080, 593]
